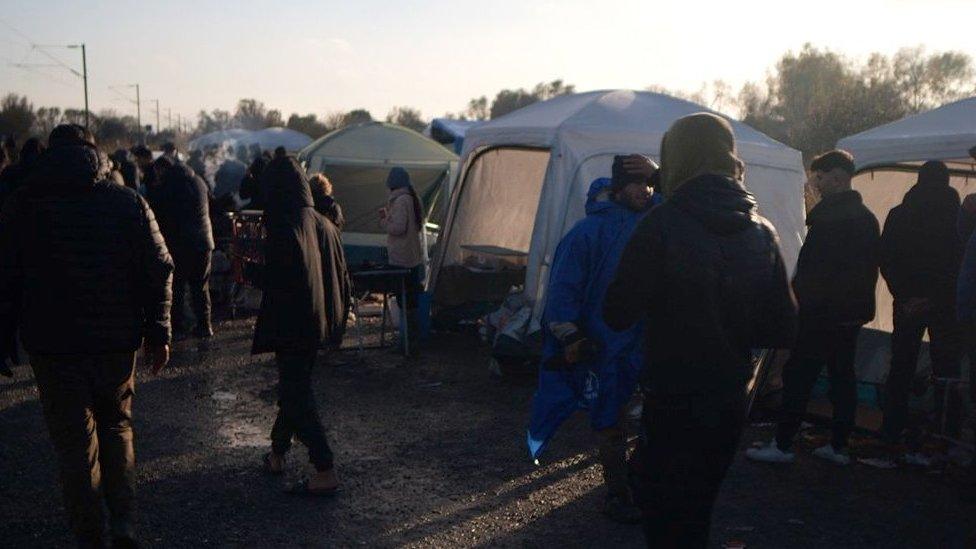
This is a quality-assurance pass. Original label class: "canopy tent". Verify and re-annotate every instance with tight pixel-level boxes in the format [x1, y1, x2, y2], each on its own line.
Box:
[188, 127, 313, 152]
[426, 118, 482, 154]
[837, 96, 976, 383]
[430, 89, 806, 326]
[297, 122, 459, 266]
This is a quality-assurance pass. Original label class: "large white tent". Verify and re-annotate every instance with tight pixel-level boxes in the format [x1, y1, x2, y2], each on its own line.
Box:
[430, 90, 806, 322]
[837, 97, 976, 383]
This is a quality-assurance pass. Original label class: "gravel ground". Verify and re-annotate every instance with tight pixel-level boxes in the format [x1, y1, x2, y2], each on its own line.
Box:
[2, 317, 975, 548]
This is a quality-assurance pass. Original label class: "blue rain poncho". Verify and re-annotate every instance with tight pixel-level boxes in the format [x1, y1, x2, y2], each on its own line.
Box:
[527, 177, 653, 460]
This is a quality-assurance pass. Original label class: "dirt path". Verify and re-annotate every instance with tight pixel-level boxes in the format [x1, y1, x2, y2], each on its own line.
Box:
[1, 319, 974, 547]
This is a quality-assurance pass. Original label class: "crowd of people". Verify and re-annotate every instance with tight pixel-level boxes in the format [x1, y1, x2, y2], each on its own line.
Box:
[0, 112, 974, 548]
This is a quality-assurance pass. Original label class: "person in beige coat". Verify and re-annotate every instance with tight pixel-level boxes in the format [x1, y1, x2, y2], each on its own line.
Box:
[379, 167, 425, 352]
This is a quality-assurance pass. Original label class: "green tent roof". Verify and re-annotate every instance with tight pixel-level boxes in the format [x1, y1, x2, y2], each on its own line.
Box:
[298, 122, 458, 168]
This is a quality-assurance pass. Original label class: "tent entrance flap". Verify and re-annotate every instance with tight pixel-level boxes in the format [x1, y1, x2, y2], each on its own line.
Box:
[434, 147, 550, 308]
[318, 165, 448, 235]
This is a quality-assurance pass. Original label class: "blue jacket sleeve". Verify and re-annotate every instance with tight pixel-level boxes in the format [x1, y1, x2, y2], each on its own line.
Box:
[958, 231, 976, 323]
[544, 228, 591, 329]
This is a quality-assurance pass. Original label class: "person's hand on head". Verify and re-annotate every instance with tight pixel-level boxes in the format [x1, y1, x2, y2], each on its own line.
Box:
[143, 342, 170, 375]
[621, 155, 657, 179]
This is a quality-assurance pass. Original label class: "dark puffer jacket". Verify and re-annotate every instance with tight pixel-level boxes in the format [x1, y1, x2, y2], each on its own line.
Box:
[880, 181, 961, 307]
[604, 174, 797, 404]
[0, 144, 174, 357]
[792, 190, 880, 326]
[153, 162, 215, 253]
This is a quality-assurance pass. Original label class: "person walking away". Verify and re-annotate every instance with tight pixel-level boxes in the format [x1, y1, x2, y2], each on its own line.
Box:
[528, 155, 658, 524]
[879, 161, 963, 458]
[747, 150, 880, 466]
[187, 150, 208, 187]
[315, 196, 352, 350]
[309, 173, 346, 230]
[110, 149, 139, 193]
[378, 167, 425, 352]
[152, 156, 215, 339]
[0, 124, 173, 548]
[604, 113, 797, 548]
[130, 146, 154, 198]
[239, 153, 270, 210]
[252, 154, 339, 495]
[0, 137, 46, 210]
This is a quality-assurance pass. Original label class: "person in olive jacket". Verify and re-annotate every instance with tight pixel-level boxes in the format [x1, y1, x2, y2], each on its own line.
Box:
[603, 113, 797, 548]
[748, 150, 880, 466]
[0, 124, 173, 548]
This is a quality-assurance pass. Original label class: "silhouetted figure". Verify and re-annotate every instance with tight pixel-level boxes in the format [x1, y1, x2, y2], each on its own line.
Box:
[0, 124, 173, 548]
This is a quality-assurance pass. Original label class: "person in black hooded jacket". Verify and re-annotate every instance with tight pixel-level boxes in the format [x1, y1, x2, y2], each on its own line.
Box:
[152, 156, 216, 339]
[252, 154, 339, 495]
[879, 160, 963, 446]
[747, 150, 880, 466]
[0, 137, 45, 210]
[604, 113, 797, 548]
[0, 124, 172, 548]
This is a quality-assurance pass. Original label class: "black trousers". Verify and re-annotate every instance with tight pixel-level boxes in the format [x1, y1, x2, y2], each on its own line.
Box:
[776, 323, 860, 450]
[636, 396, 744, 549]
[31, 353, 137, 544]
[882, 301, 962, 443]
[172, 248, 212, 334]
[270, 351, 334, 471]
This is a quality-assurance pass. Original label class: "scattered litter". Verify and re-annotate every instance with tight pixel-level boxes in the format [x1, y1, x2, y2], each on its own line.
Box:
[728, 526, 755, 532]
[750, 422, 775, 428]
[723, 540, 746, 548]
[418, 382, 443, 389]
[858, 458, 897, 469]
[211, 390, 238, 402]
[788, 519, 804, 525]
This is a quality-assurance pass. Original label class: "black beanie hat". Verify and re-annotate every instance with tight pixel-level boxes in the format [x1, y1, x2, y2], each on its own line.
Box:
[611, 154, 658, 191]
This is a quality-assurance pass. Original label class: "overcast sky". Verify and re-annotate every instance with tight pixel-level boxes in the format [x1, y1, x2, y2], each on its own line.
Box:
[1, 0, 974, 128]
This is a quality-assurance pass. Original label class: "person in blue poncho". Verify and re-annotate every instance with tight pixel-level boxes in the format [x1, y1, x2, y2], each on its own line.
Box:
[527, 154, 659, 524]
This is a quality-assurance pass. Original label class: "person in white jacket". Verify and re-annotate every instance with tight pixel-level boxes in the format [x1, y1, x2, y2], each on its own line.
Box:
[379, 167, 424, 352]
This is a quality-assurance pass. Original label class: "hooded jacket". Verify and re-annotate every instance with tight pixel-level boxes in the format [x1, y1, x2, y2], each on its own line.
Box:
[153, 162, 215, 253]
[251, 156, 331, 354]
[880, 178, 961, 306]
[792, 190, 880, 326]
[604, 174, 797, 405]
[380, 187, 424, 268]
[527, 178, 653, 459]
[0, 143, 174, 357]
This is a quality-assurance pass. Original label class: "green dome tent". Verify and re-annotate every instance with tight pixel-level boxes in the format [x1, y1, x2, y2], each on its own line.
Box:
[298, 122, 459, 267]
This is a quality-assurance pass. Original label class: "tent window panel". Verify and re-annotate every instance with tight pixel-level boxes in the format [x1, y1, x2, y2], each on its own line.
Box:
[316, 165, 447, 234]
[442, 148, 550, 267]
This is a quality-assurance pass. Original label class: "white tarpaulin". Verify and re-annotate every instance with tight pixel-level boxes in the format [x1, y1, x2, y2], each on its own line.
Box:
[431, 90, 806, 323]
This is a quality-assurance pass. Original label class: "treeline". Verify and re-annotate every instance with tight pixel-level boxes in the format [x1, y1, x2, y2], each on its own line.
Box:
[1, 45, 973, 159]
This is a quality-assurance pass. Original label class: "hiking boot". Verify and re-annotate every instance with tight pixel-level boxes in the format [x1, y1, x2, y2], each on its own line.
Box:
[812, 444, 851, 466]
[745, 441, 795, 464]
[603, 494, 642, 525]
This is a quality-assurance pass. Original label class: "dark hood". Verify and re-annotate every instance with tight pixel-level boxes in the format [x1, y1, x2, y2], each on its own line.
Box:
[806, 190, 864, 226]
[161, 162, 197, 187]
[669, 173, 757, 234]
[901, 180, 959, 216]
[34, 144, 101, 189]
[262, 156, 312, 218]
